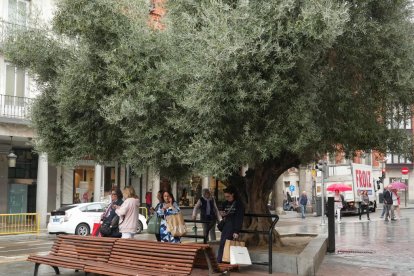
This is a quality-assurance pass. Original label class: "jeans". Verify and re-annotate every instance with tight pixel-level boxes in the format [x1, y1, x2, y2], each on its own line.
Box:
[202, 217, 217, 242]
[384, 204, 395, 220]
[301, 205, 306, 218]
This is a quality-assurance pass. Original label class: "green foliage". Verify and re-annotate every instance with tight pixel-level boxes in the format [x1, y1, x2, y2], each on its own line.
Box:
[3, 0, 414, 177]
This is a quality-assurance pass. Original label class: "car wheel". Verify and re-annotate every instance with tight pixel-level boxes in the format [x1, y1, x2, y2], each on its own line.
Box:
[136, 221, 143, 234]
[75, 223, 90, 236]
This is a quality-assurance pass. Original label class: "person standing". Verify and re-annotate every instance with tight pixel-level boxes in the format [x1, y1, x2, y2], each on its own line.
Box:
[334, 190, 343, 223]
[383, 185, 395, 221]
[299, 191, 308, 219]
[157, 190, 182, 243]
[114, 186, 140, 239]
[145, 189, 152, 213]
[101, 188, 123, 237]
[217, 186, 245, 263]
[192, 189, 222, 242]
[392, 188, 401, 219]
[359, 190, 370, 221]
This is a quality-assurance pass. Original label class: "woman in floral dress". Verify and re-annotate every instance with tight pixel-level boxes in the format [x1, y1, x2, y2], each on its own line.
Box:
[157, 190, 181, 243]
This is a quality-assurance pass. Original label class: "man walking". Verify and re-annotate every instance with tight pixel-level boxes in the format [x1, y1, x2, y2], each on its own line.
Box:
[192, 189, 222, 241]
[299, 191, 308, 219]
[383, 185, 396, 221]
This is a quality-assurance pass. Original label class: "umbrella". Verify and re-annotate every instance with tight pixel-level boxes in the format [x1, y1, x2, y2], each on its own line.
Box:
[327, 183, 352, 192]
[389, 182, 407, 190]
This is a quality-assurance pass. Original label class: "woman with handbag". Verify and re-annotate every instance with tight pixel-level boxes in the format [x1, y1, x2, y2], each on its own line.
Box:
[156, 190, 182, 243]
[114, 186, 140, 239]
[217, 186, 245, 263]
[100, 188, 123, 237]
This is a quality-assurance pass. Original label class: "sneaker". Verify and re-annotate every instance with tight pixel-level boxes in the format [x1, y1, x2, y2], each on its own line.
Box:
[368, 218, 370, 220]
[391, 218, 397, 221]
[380, 216, 384, 219]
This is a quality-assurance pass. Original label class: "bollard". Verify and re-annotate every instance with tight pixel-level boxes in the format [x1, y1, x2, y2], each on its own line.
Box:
[327, 196, 335, 253]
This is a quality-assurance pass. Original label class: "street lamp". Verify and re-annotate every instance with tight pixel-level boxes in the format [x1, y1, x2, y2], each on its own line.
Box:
[7, 136, 17, 168]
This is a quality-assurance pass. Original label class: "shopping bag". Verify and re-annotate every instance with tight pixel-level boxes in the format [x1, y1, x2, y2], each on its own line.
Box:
[230, 245, 252, 266]
[91, 222, 101, 237]
[147, 215, 162, 235]
[166, 212, 187, 237]
[222, 239, 245, 263]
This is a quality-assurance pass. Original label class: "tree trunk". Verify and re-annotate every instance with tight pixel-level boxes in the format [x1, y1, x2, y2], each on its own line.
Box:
[230, 152, 300, 247]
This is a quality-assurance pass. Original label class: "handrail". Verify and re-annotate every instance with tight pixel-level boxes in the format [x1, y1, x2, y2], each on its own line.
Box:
[183, 219, 215, 244]
[239, 213, 279, 274]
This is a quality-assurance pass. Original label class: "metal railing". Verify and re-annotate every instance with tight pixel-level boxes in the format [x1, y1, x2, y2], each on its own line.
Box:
[239, 213, 279, 274]
[0, 213, 39, 235]
[0, 94, 33, 120]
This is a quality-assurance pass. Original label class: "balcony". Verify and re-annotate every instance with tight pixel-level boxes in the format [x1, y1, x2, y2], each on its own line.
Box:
[0, 94, 33, 123]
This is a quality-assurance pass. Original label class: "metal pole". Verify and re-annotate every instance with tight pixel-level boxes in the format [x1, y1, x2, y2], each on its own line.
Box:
[327, 197, 335, 253]
[321, 165, 326, 226]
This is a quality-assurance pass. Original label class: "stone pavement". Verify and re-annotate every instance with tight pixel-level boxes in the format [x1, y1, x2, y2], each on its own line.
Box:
[0, 207, 413, 275]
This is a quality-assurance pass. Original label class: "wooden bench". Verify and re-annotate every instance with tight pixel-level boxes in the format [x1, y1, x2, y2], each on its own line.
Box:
[84, 239, 227, 276]
[27, 235, 117, 276]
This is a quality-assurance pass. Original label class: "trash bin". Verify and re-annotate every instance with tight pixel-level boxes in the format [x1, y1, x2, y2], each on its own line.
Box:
[315, 197, 322, 216]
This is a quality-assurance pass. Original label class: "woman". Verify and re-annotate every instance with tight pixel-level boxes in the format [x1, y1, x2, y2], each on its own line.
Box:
[149, 190, 164, 241]
[217, 186, 245, 263]
[334, 190, 343, 223]
[114, 186, 140, 239]
[101, 188, 123, 237]
[359, 190, 370, 221]
[392, 189, 400, 219]
[157, 190, 181, 243]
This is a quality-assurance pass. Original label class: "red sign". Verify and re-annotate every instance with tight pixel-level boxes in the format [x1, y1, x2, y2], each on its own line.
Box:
[401, 167, 409, 175]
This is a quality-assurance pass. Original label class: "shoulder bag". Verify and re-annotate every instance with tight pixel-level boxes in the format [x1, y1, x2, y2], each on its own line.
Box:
[217, 201, 236, 232]
[147, 214, 162, 235]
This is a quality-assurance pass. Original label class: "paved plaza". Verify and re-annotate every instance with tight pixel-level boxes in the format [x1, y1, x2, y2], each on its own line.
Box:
[0, 208, 413, 276]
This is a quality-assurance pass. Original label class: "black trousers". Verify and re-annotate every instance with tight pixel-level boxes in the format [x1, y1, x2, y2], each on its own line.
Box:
[359, 204, 370, 219]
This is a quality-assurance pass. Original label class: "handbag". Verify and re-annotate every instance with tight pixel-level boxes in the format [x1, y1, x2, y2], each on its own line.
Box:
[99, 221, 112, 236]
[166, 212, 187, 237]
[230, 245, 252, 266]
[147, 215, 162, 235]
[222, 239, 245, 263]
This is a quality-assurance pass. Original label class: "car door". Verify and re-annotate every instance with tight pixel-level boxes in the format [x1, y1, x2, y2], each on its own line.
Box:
[84, 203, 106, 228]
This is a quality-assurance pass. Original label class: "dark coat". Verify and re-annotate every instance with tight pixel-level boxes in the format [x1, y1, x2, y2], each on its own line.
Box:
[221, 200, 244, 234]
[383, 190, 393, 205]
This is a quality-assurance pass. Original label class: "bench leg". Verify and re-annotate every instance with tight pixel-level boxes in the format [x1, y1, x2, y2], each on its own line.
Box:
[52, 266, 60, 274]
[34, 263, 40, 276]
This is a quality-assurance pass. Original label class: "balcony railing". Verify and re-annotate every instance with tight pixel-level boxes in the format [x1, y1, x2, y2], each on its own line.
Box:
[0, 94, 33, 120]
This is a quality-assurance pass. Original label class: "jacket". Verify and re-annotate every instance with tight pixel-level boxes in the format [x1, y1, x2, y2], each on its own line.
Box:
[383, 190, 393, 205]
[115, 197, 140, 233]
[221, 200, 244, 234]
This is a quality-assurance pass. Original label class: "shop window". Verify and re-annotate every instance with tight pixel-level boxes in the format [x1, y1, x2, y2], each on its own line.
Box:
[73, 167, 94, 203]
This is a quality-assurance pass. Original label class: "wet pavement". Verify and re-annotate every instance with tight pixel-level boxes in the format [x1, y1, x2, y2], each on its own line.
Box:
[0, 207, 413, 275]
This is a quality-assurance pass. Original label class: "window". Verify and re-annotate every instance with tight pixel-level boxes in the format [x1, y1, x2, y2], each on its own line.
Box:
[8, 0, 29, 25]
[8, 149, 38, 179]
[5, 64, 26, 105]
[85, 204, 105, 212]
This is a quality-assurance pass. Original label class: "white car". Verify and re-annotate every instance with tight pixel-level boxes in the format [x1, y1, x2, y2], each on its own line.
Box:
[47, 202, 148, 236]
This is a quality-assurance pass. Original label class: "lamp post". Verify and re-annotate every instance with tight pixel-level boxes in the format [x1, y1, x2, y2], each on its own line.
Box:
[7, 136, 17, 168]
[318, 161, 327, 226]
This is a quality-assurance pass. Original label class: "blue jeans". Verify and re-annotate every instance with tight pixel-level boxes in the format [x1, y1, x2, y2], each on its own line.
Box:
[301, 205, 306, 218]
